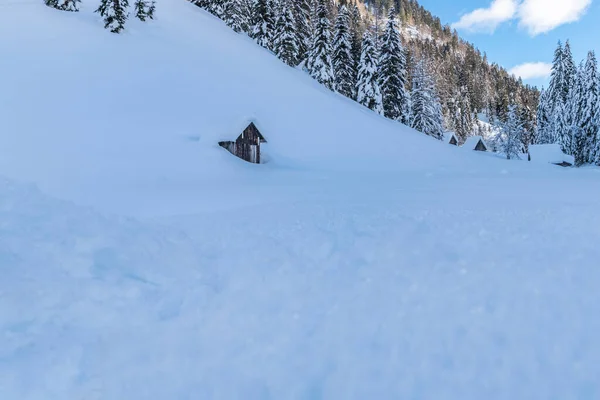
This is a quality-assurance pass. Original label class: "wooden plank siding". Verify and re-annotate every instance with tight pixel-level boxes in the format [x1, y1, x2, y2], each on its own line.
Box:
[219, 122, 267, 164]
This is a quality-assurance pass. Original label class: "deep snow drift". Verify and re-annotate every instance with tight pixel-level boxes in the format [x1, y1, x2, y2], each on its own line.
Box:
[1, 1, 600, 399]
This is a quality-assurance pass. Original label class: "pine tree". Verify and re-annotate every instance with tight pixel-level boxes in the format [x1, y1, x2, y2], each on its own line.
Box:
[45, 0, 60, 9]
[191, 0, 215, 15]
[454, 91, 473, 142]
[332, 6, 355, 98]
[306, 0, 335, 89]
[547, 41, 568, 117]
[518, 104, 535, 152]
[580, 51, 599, 164]
[568, 63, 586, 164]
[547, 40, 576, 115]
[497, 104, 524, 160]
[535, 88, 553, 144]
[356, 31, 383, 114]
[293, 0, 312, 63]
[59, 0, 81, 11]
[274, 0, 300, 66]
[222, 0, 243, 32]
[96, 0, 130, 33]
[378, 7, 409, 123]
[410, 60, 443, 140]
[562, 41, 576, 99]
[251, 0, 276, 50]
[349, 4, 363, 89]
[134, 0, 155, 21]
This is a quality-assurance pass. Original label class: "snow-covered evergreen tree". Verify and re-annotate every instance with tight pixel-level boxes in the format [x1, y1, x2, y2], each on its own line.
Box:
[498, 104, 524, 160]
[96, 0, 129, 33]
[567, 63, 586, 164]
[274, 0, 299, 66]
[306, 0, 334, 90]
[293, 0, 312, 63]
[251, 0, 276, 50]
[221, 0, 244, 32]
[535, 88, 554, 144]
[45, 0, 60, 9]
[134, 0, 155, 21]
[332, 6, 355, 98]
[562, 41, 577, 99]
[453, 90, 473, 142]
[518, 104, 535, 152]
[59, 0, 81, 11]
[547, 41, 565, 110]
[580, 51, 599, 164]
[349, 4, 363, 88]
[378, 7, 409, 124]
[356, 31, 382, 114]
[410, 60, 443, 140]
[46, 0, 80, 11]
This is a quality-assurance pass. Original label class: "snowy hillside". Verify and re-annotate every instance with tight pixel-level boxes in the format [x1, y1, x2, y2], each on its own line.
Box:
[2, 1, 600, 399]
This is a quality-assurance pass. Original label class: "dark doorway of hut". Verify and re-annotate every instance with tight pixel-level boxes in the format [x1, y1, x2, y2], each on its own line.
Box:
[219, 122, 267, 164]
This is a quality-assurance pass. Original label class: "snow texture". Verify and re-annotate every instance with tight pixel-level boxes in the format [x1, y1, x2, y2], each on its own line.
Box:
[1, 2, 600, 399]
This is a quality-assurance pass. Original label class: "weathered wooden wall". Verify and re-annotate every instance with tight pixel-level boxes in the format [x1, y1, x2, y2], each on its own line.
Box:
[219, 123, 265, 164]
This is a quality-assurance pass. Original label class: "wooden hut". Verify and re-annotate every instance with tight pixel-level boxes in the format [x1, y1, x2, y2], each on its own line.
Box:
[528, 144, 574, 167]
[463, 136, 488, 152]
[219, 122, 267, 164]
[443, 132, 459, 146]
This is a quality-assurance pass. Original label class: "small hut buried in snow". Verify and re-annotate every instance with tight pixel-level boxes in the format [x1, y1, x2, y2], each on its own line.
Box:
[443, 132, 459, 146]
[219, 121, 267, 164]
[528, 144, 574, 167]
[463, 136, 488, 152]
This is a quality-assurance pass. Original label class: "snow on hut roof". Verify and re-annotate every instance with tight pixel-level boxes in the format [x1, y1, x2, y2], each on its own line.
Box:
[443, 132, 458, 144]
[463, 136, 488, 151]
[529, 144, 574, 165]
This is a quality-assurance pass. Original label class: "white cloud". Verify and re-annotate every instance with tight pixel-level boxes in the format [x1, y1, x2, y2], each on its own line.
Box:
[509, 62, 552, 80]
[518, 0, 592, 35]
[452, 0, 518, 32]
[452, 0, 592, 35]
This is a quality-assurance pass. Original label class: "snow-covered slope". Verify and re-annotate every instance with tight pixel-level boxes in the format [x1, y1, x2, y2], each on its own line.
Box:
[2, 2, 600, 399]
[0, 0, 510, 215]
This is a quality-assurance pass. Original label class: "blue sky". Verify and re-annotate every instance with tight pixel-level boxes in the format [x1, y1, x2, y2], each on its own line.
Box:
[415, 0, 599, 88]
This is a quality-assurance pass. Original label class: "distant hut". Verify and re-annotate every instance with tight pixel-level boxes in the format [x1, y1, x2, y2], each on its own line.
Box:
[443, 132, 459, 146]
[219, 121, 267, 164]
[528, 144, 574, 167]
[463, 136, 488, 152]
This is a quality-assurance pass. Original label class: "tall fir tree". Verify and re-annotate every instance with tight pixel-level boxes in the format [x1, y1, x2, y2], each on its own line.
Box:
[96, 0, 129, 33]
[274, 0, 300, 66]
[251, 0, 276, 50]
[567, 62, 586, 164]
[454, 91, 473, 142]
[134, 0, 156, 21]
[306, 0, 335, 89]
[518, 104, 535, 152]
[293, 0, 312, 63]
[378, 7, 409, 124]
[332, 6, 355, 98]
[410, 60, 443, 140]
[535, 88, 554, 144]
[349, 4, 363, 89]
[562, 41, 577, 99]
[581, 51, 599, 164]
[547, 41, 566, 125]
[497, 104, 524, 160]
[356, 31, 383, 114]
